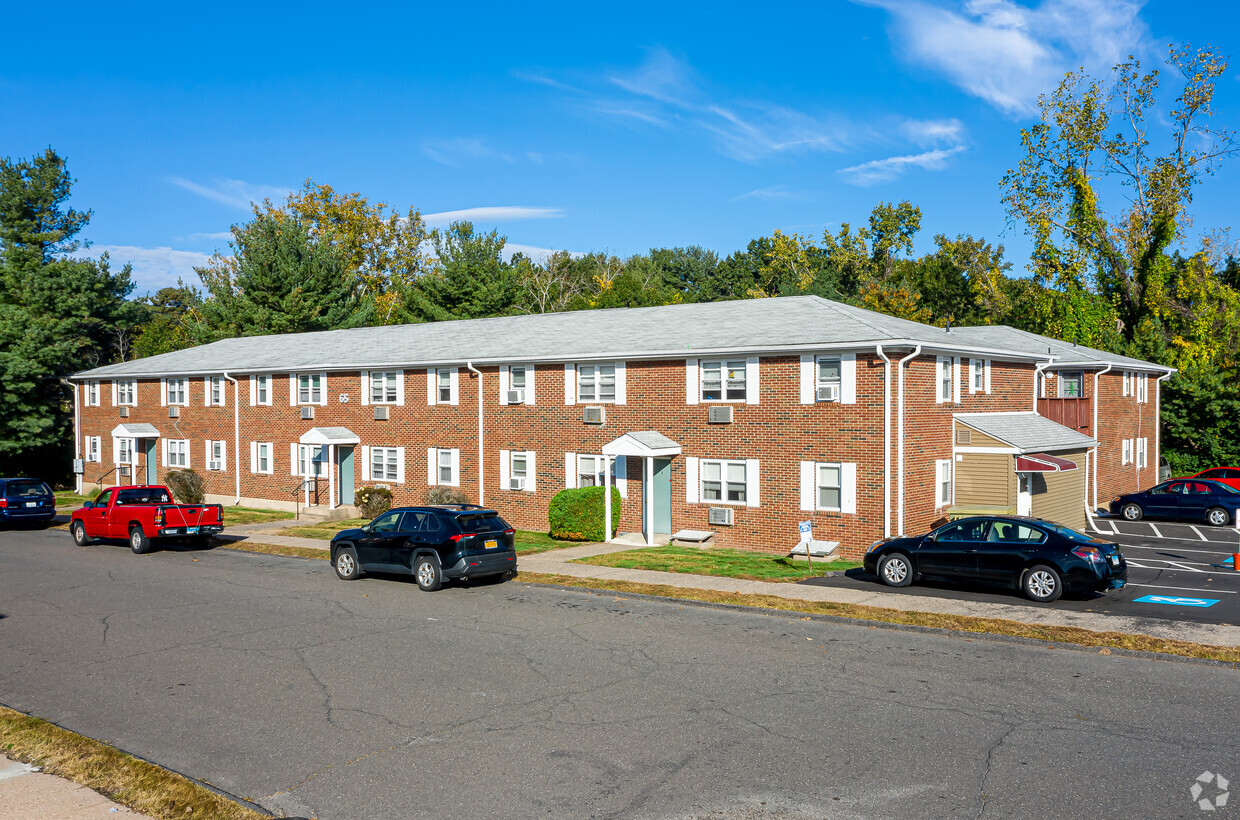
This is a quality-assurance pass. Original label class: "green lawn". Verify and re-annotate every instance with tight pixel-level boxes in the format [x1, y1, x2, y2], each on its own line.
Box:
[54, 490, 97, 508]
[515, 530, 581, 555]
[279, 518, 371, 540]
[574, 545, 860, 582]
[221, 507, 295, 527]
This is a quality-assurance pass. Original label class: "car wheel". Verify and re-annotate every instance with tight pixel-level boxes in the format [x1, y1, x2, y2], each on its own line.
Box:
[334, 547, 360, 580]
[1121, 503, 1143, 521]
[129, 526, 151, 555]
[1023, 564, 1062, 602]
[1206, 507, 1232, 527]
[71, 521, 92, 546]
[414, 555, 443, 591]
[878, 553, 913, 587]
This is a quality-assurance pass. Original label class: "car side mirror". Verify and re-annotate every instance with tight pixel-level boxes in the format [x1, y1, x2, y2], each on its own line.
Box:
[360, 523, 371, 533]
[922, 534, 935, 544]
[82, 500, 93, 510]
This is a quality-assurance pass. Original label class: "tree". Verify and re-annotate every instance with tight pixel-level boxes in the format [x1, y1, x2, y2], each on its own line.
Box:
[131, 286, 198, 359]
[400, 221, 519, 321]
[191, 211, 370, 340]
[513, 250, 584, 314]
[0, 148, 134, 474]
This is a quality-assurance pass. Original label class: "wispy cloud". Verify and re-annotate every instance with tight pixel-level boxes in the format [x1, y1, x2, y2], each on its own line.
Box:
[421, 137, 513, 167]
[168, 177, 291, 210]
[88, 244, 210, 293]
[731, 185, 800, 202]
[423, 207, 564, 227]
[857, 0, 1148, 115]
[838, 145, 968, 186]
[899, 117, 965, 147]
[185, 230, 233, 242]
[607, 46, 701, 106]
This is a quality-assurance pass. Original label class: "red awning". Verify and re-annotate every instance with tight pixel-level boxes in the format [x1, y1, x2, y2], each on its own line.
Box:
[1015, 453, 1078, 473]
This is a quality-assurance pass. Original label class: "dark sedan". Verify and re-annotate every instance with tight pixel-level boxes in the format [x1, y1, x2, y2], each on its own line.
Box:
[1110, 478, 1240, 527]
[863, 516, 1127, 602]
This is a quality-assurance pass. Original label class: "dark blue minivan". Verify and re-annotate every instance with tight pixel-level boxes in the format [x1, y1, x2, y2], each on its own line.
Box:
[0, 478, 56, 527]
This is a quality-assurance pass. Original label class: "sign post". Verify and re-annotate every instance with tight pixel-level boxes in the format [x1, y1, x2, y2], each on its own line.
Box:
[798, 521, 813, 570]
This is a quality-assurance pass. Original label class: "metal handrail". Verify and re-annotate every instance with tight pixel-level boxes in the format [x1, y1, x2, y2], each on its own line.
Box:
[288, 478, 318, 520]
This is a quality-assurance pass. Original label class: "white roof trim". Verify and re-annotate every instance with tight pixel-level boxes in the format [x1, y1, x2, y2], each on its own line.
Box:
[299, 427, 361, 445]
[110, 423, 160, 438]
[603, 432, 682, 458]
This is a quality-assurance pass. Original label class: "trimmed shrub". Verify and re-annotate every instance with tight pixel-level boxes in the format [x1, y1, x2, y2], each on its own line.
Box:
[548, 486, 622, 542]
[165, 469, 205, 504]
[426, 486, 470, 505]
[355, 486, 393, 518]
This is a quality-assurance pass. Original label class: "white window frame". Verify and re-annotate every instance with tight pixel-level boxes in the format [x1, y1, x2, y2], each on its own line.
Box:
[816, 356, 842, 401]
[427, 368, 459, 406]
[115, 437, 135, 466]
[936, 357, 955, 404]
[116, 379, 137, 406]
[700, 459, 748, 506]
[205, 440, 226, 471]
[969, 359, 990, 394]
[297, 444, 328, 478]
[1136, 373, 1148, 404]
[576, 454, 606, 488]
[370, 446, 401, 482]
[577, 363, 616, 403]
[85, 380, 100, 407]
[85, 436, 101, 463]
[167, 439, 190, 469]
[815, 463, 843, 512]
[498, 449, 537, 493]
[1136, 437, 1148, 469]
[297, 373, 323, 406]
[700, 359, 748, 402]
[250, 374, 272, 407]
[369, 371, 402, 405]
[429, 447, 460, 486]
[935, 459, 953, 508]
[1057, 370, 1084, 398]
[251, 442, 273, 475]
[165, 377, 189, 407]
[206, 376, 225, 407]
[1122, 439, 1132, 465]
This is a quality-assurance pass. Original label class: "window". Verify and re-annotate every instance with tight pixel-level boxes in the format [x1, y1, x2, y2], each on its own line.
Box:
[371, 371, 400, 404]
[701, 460, 746, 504]
[509, 452, 528, 490]
[510, 366, 528, 391]
[429, 447, 460, 486]
[434, 369, 451, 403]
[970, 359, 984, 393]
[371, 447, 400, 481]
[298, 445, 327, 478]
[935, 519, 987, 541]
[116, 438, 134, 465]
[1122, 439, 1132, 465]
[206, 440, 225, 470]
[578, 364, 616, 403]
[936, 357, 954, 403]
[252, 442, 272, 474]
[165, 378, 187, 406]
[1058, 371, 1083, 398]
[816, 463, 842, 511]
[1136, 437, 1148, 469]
[117, 380, 136, 406]
[116, 488, 172, 505]
[298, 374, 322, 405]
[438, 448, 454, 484]
[208, 376, 225, 406]
[500, 450, 536, 492]
[577, 454, 605, 487]
[986, 522, 1047, 545]
[86, 381, 100, 406]
[167, 439, 189, 468]
[1136, 373, 1148, 403]
[701, 360, 747, 401]
[935, 459, 952, 507]
[816, 357, 841, 401]
[251, 374, 271, 406]
[85, 436, 101, 463]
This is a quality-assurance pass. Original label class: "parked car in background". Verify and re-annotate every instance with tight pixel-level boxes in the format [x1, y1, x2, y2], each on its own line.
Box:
[69, 485, 224, 553]
[0, 478, 56, 527]
[331, 505, 517, 590]
[863, 516, 1127, 602]
[1111, 479, 1240, 527]
[1184, 467, 1240, 492]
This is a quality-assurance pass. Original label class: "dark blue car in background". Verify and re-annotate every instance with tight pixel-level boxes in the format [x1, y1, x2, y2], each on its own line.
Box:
[0, 478, 56, 527]
[1110, 478, 1240, 527]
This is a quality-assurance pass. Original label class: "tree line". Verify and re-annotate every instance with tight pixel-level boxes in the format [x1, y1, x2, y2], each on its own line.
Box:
[2, 45, 1237, 479]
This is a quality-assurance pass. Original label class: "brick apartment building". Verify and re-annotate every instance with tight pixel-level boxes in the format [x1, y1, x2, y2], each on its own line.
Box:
[70, 296, 1172, 558]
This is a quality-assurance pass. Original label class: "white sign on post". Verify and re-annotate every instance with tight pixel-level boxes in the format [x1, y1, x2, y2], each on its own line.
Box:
[798, 521, 812, 543]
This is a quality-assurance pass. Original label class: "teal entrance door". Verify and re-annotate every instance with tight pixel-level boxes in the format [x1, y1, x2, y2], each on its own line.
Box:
[144, 439, 157, 484]
[338, 446, 355, 506]
[642, 458, 673, 535]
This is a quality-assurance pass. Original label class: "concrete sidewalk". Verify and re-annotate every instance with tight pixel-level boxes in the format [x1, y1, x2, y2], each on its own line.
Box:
[0, 755, 149, 819]
[217, 519, 331, 550]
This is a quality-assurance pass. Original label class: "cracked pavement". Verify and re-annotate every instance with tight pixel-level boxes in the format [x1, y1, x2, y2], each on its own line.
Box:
[2, 527, 1238, 819]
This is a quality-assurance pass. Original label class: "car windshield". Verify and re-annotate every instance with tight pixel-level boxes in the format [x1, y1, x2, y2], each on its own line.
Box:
[6, 480, 51, 497]
[1035, 521, 1098, 543]
[456, 514, 508, 533]
[115, 488, 173, 505]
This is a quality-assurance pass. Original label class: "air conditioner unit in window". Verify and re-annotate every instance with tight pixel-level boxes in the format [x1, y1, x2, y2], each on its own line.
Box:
[300, 406, 314, 420]
[707, 405, 733, 424]
[168, 406, 180, 418]
[118, 466, 131, 477]
[208, 460, 222, 471]
[582, 406, 605, 425]
[816, 385, 840, 402]
[373, 406, 389, 421]
[509, 477, 527, 491]
[708, 507, 734, 526]
[118, 406, 130, 418]
[506, 389, 525, 405]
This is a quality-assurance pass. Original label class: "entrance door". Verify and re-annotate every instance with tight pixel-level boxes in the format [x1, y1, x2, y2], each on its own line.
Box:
[144, 439, 158, 484]
[642, 458, 673, 535]
[1016, 473, 1032, 516]
[338, 446, 355, 506]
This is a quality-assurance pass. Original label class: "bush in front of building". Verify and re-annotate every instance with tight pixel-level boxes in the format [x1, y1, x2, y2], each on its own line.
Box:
[426, 486, 470, 505]
[165, 469, 205, 504]
[355, 486, 392, 518]
[548, 486, 622, 542]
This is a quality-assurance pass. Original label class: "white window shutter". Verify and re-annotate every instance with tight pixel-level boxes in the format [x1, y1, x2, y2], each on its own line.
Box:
[319, 372, 328, 406]
[934, 359, 944, 404]
[799, 461, 815, 511]
[289, 374, 297, 406]
[427, 369, 436, 405]
[615, 361, 626, 405]
[841, 462, 857, 514]
[219, 441, 226, 471]
[686, 359, 698, 405]
[499, 366, 509, 405]
[110, 381, 118, 406]
[984, 360, 991, 394]
[745, 356, 759, 405]
[360, 371, 369, 406]
[613, 455, 627, 498]
[162, 438, 169, 467]
[564, 364, 576, 405]
[249, 376, 256, 406]
[685, 457, 699, 503]
[450, 449, 460, 484]
[525, 366, 536, 406]
[394, 447, 405, 484]
[290, 443, 299, 475]
[205, 440, 211, 465]
[427, 448, 437, 485]
[359, 445, 370, 481]
[250, 442, 257, 474]
[526, 451, 536, 492]
[841, 353, 857, 404]
[203, 376, 211, 406]
[395, 371, 405, 406]
[500, 449, 510, 489]
[160, 377, 167, 407]
[800, 355, 814, 404]
[449, 369, 459, 405]
[745, 459, 760, 508]
[565, 452, 576, 489]
[952, 358, 961, 403]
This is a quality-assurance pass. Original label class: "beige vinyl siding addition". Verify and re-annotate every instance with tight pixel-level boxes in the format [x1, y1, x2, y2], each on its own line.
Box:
[1029, 448, 1088, 531]
[953, 453, 1016, 509]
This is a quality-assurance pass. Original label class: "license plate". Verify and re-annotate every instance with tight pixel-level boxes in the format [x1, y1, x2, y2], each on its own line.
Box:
[187, 526, 199, 535]
[1109, 556, 1119, 565]
[485, 539, 497, 550]
[25, 501, 36, 508]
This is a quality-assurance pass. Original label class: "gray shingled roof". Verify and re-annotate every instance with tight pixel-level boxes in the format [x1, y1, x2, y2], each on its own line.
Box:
[945, 325, 1171, 371]
[955, 412, 1098, 452]
[73, 295, 1164, 379]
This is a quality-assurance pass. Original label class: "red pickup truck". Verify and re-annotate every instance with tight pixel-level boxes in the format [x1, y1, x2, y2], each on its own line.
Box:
[70, 485, 224, 554]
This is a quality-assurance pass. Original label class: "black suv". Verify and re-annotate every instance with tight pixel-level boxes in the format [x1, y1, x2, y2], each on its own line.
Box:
[330, 505, 517, 590]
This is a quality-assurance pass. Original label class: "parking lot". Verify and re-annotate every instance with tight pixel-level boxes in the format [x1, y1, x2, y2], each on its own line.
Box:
[804, 516, 1240, 626]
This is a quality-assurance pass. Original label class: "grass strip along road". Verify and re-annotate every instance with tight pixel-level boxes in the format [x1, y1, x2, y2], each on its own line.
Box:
[576, 544, 860, 581]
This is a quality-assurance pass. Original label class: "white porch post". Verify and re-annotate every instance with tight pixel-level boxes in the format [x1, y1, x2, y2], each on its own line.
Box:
[645, 455, 654, 546]
[603, 455, 614, 543]
[328, 444, 336, 509]
[303, 447, 310, 508]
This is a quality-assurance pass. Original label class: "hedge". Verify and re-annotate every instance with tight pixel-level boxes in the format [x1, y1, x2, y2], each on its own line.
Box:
[548, 486, 622, 542]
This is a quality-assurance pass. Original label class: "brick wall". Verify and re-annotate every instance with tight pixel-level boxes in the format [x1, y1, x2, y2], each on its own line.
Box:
[1091, 371, 1158, 507]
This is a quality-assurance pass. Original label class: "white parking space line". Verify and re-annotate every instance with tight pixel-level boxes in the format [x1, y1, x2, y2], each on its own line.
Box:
[1149, 524, 1162, 538]
[1127, 583, 1237, 594]
[1190, 525, 1208, 542]
[1126, 559, 1240, 574]
[1094, 526, 1240, 546]
[1116, 542, 1237, 558]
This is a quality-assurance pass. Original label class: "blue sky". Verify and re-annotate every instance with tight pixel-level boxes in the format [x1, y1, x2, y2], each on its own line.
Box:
[4, 0, 1238, 295]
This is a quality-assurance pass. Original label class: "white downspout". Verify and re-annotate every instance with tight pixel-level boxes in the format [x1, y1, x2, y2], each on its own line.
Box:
[1033, 363, 1049, 413]
[896, 345, 921, 535]
[223, 372, 241, 505]
[875, 345, 892, 538]
[61, 378, 82, 494]
[1090, 364, 1112, 512]
[466, 362, 484, 506]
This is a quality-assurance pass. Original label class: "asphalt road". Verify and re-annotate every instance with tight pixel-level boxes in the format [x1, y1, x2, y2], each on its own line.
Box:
[2, 526, 1238, 819]
[806, 518, 1240, 627]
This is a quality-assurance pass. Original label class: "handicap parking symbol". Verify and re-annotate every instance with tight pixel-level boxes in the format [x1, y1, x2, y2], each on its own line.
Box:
[1134, 595, 1220, 608]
